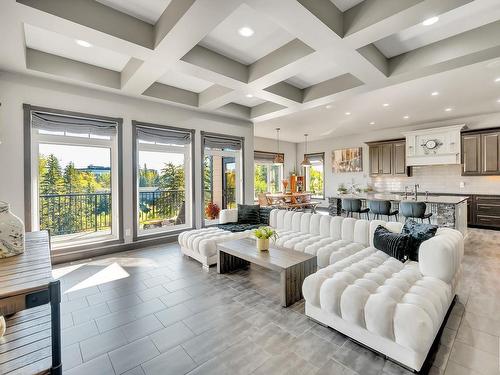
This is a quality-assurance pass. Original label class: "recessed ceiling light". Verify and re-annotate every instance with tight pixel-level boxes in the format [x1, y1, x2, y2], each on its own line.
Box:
[238, 26, 254, 37]
[445, 107, 452, 112]
[422, 16, 439, 26]
[382, 103, 389, 107]
[345, 112, 351, 115]
[75, 39, 92, 48]
[431, 91, 439, 96]
[497, 99, 500, 103]
[369, 121, 375, 125]
[495, 77, 500, 83]
[325, 104, 332, 109]
[245, 94, 254, 98]
[403, 115, 410, 119]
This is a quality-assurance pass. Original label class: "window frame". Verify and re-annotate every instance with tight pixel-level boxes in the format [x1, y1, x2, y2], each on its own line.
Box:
[253, 151, 284, 199]
[303, 152, 325, 200]
[23, 104, 124, 252]
[132, 121, 195, 241]
[200, 131, 245, 227]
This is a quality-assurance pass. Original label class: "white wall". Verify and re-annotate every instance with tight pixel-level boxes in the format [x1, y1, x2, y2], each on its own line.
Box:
[0, 72, 254, 242]
[296, 112, 500, 200]
[253, 136, 297, 177]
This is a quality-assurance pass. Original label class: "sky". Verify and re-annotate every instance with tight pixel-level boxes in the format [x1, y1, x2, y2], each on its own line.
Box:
[39, 144, 184, 171]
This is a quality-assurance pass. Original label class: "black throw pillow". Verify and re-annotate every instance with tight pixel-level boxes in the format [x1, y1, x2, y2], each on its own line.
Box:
[373, 225, 410, 263]
[401, 219, 438, 261]
[237, 204, 260, 224]
[259, 207, 272, 225]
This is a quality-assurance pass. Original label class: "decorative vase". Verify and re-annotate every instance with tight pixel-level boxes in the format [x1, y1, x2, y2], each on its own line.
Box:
[290, 174, 297, 193]
[256, 238, 269, 251]
[0, 201, 25, 258]
[0, 316, 5, 338]
[282, 179, 288, 193]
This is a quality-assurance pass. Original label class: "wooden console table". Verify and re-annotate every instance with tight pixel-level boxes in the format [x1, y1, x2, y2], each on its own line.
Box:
[217, 238, 317, 307]
[0, 231, 62, 375]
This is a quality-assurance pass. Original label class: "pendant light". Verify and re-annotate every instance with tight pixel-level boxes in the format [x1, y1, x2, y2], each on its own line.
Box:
[301, 133, 311, 167]
[273, 128, 284, 164]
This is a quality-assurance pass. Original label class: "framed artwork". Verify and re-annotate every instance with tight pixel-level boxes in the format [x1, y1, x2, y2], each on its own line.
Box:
[331, 147, 363, 173]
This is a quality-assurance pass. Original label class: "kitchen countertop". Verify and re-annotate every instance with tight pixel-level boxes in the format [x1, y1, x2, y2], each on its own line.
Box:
[328, 193, 469, 204]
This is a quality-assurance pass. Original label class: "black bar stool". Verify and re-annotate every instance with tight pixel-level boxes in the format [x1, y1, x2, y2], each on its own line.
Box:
[400, 201, 433, 223]
[368, 200, 399, 221]
[341, 198, 369, 219]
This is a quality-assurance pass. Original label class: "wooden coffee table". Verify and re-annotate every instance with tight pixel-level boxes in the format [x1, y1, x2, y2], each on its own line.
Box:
[216, 238, 317, 307]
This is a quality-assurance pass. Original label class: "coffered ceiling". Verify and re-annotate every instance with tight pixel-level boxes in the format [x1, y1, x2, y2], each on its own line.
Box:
[1, 0, 500, 142]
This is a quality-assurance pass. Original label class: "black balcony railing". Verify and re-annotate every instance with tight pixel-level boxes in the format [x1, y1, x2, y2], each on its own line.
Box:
[138, 190, 185, 225]
[40, 190, 187, 236]
[39, 192, 112, 236]
[40, 188, 237, 236]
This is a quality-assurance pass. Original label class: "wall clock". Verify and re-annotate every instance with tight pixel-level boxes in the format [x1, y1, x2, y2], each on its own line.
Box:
[420, 138, 443, 154]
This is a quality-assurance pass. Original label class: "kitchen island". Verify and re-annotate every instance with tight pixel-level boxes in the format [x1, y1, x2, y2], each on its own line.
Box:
[328, 193, 468, 235]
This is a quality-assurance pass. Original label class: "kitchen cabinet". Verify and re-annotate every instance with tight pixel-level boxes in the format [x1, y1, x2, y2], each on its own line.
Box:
[367, 139, 411, 177]
[481, 133, 500, 174]
[462, 134, 481, 175]
[474, 195, 500, 229]
[461, 128, 500, 176]
[393, 142, 407, 175]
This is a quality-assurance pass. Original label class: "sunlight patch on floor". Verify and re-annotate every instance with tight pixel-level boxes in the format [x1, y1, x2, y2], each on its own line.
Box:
[52, 264, 84, 279]
[64, 262, 129, 293]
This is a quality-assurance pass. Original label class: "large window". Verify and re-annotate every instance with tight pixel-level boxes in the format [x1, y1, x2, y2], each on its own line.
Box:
[133, 123, 193, 238]
[254, 151, 283, 199]
[26, 106, 122, 249]
[303, 152, 325, 199]
[202, 133, 243, 225]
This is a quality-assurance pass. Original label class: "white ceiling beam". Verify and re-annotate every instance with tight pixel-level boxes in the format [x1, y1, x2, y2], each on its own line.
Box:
[248, 39, 315, 83]
[389, 20, 500, 76]
[122, 0, 244, 95]
[303, 73, 364, 102]
[142, 82, 198, 107]
[251, 102, 287, 120]
[181, 45, 248, 83]
[26, 48, 121, 88]
[17, 0, 154, 48]
[264, 82, 303, 103]
[343, 0, 474, 48]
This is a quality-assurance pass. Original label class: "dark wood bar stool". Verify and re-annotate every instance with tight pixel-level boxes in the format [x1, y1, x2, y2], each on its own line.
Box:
[368, 200, 399, 221]
[400, 201, 433, 223]
[341, 198, 370, 219]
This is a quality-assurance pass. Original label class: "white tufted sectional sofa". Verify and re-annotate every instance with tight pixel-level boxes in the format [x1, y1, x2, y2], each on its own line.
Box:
[178, 227, 251, 270]
[269, 209, 372, 268]
[302, 219, 464, 372]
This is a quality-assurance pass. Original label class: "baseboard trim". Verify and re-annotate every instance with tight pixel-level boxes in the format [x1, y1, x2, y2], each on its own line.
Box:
[51, 234, 179, 264]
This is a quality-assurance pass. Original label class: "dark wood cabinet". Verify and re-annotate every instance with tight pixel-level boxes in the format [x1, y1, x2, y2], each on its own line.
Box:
[481, 133, 500, 174]
[462, 134, 481, 175]
[462, 129, 500, 175]
[467, 195, 500, 229]
[393, 142, 407, 175]
[367, 139, 411, 177]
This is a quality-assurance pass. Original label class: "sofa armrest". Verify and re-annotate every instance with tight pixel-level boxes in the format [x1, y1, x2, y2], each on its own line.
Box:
[418, 228, 463, 284]
[219, 209, 238, 224]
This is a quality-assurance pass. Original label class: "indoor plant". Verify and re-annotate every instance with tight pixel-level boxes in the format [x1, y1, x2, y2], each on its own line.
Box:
[253, 226, 278, 251]
[205, 202, 220, 220]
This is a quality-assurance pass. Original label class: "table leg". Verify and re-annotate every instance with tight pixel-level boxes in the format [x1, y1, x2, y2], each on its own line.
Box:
[217, 250, 250, 274]
[49, 280, 62, 375]
[280, 257, 317, 307]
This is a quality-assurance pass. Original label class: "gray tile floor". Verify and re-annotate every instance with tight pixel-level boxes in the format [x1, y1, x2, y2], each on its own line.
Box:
[55, 228, 500, 375]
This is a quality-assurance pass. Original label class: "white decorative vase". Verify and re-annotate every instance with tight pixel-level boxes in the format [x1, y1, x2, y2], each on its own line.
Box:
[0, 201, 25, 258]
[0, 316, 5, 338]
[256, 238, 269, 251]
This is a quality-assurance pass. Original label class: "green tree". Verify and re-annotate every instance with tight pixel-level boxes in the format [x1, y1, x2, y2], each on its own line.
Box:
[159, 163, 184, 191]
[254, 164, 268, 197]
[309, 167, 324, 196]
[63, 162, 82, 193]
[139, 164, 159, 187]
[40, 154, 64, 195]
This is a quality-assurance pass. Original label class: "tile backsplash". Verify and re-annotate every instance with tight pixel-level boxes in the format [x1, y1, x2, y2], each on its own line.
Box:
[371, 164, 500, 195]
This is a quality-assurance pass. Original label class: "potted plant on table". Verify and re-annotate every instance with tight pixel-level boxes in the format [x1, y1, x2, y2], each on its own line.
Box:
[205, 202, 220, 220]
[253, 226, 278, 251]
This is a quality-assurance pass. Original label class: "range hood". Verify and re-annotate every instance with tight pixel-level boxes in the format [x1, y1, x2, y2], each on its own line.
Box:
[403, 124, 465, 166]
